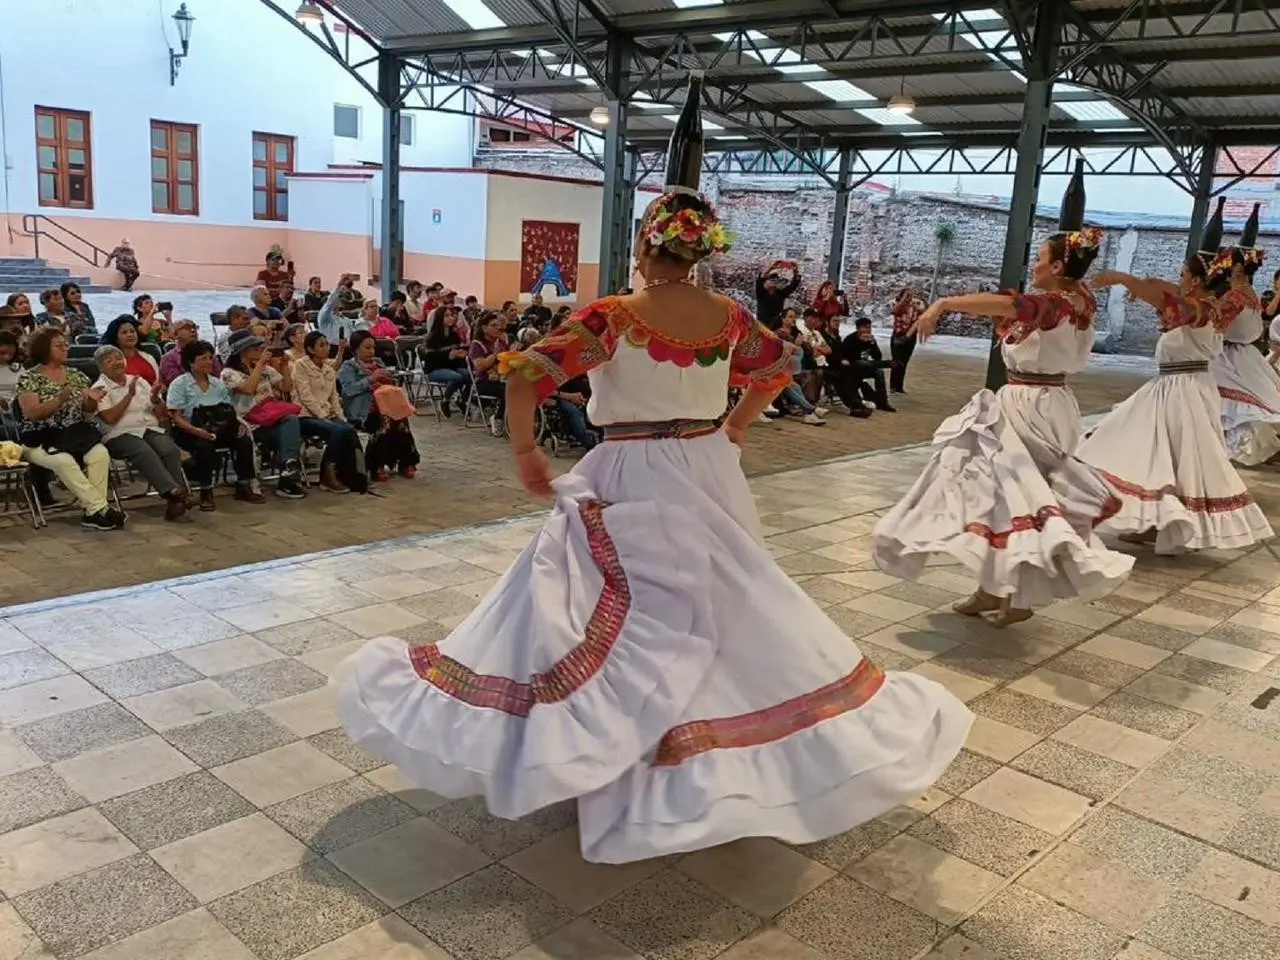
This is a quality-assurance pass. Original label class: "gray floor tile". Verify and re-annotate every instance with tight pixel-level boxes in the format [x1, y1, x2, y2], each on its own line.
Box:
[1147, 746, 1273, 806]
[907, 799, 1054, 877]
[400, 864, 576, 960]
[14, 702, 150, 763]
[1221, 811, 1280, 870]
[931, 646, 1033, 684]
[1010, 739, 1137, 800]
[97, 771, 256, 850]
[1089, 692, 1201, 739]
[427, 796, 576, 859]
[1068, 807, 1209, 884]
[1151, 654, 1251, 694]
[208, 861, 385, 960]
[0, 766, 86, 834]
[0, 649, 69, 691]
[163, 709, 297, 767]
[791, 819, 903, 871]
[969, 690, 1080, 737]
[266, 777, 417, 854]
[587, 868, 761, 960]
[213, 660, 328, 707]
[936, 750, 1004, 796]
[12, 854, 196, 958]
[961, 886, 1125, 960]
[305, 729, 385, 775]
[1140, 893, 1276, 960]
[1045, 650, 1147, 689]
[1106, 619, 1196, 652]
[251, 619, 361, 658]
[776, 874, 938, 960]
[1205, 621, 1280, 655]
[82, 654, 203, 700]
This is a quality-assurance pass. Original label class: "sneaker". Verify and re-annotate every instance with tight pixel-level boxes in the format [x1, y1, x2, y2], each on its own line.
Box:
[276, 477, 307, 500]
[764, 405, 779, 416]
[81, 510, 118, 531]
[863, 400, 876, 410]
[399, 466, 417, 479]
[234, 484, 266, 504]
[756, 413, 771, 424]
[813, 406, 829, 418]
[802, 412, 827, 426]
[104, 507, 128, 528]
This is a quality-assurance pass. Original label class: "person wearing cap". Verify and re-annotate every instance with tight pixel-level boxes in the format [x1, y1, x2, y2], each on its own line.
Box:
[255, 251, 294, 303]
[220, 329, 307, 500]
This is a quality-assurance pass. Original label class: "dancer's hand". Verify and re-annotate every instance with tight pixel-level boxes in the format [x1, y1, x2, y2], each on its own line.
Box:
[915, 302, 945, 343]
[723, 423, 747, 448]
[515, 447, 554, 497]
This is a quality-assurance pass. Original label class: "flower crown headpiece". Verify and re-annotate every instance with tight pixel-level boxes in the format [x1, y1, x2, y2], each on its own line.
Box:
[1063, 226, 1103, 256]
[642, 190, 735, 260]
[1205, 248, 1236, 278]
[1239, 247, 1267, 268]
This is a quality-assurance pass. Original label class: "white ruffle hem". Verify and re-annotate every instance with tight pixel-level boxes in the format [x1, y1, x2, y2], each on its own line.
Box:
[874, 387, 1133, 608]
[1213, 341, 1280, 466]
[336, 433, 972, 864]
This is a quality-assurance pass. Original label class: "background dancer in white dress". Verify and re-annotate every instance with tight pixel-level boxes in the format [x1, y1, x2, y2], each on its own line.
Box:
[1079, 207, 1274, 554]
[335, 84, 972, 865]
[875, 166, 1132, 628]
[1211, 202, 1280, 465]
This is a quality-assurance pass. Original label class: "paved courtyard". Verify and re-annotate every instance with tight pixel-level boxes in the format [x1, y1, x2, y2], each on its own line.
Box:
[0, 440, 1277, 960]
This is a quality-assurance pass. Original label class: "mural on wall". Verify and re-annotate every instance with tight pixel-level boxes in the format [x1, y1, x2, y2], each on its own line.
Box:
[521, 220, 580, 297]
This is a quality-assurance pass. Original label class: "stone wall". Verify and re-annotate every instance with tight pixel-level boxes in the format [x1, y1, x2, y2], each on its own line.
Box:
[476, 148, 1266, 357]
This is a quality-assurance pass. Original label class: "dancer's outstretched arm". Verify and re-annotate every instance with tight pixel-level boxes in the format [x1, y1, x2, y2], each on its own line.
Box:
[915, 293, 1018, 343]
[1092, 270, 1176, 310]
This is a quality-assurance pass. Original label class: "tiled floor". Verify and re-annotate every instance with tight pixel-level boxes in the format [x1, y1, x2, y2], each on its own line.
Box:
[0, 443, 1278, 960]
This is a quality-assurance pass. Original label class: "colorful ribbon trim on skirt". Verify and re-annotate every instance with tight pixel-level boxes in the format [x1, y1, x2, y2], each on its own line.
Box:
[1158, 361, 1209, 375]
[1006, 369, 1066, 387]
[601, 419, 721, 442]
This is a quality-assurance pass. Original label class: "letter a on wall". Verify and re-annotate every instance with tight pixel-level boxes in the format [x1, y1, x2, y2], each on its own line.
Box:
[521, 220, 580, 297]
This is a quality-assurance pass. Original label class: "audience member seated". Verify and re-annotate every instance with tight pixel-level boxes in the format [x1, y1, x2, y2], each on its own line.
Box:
[216, 305, 251, 360]
[15, 328, 124, 530]
[132, 295, 167, 343]
[468, 311, 509, 434]
[167, 340, 263, 510]
[294, 331, 365, 494]
[379, 291, 412, 332]
[3, 294, 35, 337]
[162, 320, 218, 386]
[840, 317, 895, 413]
[100, 315, 159, 386]
[339, 330, 420, 481]
[303, 276, 329, 313]
[283, 323, 308, 367]
[249, 285, 284, 324]
[35, 289, 69, 330]
[811, 280, 849, 327]
[61, 283, 97, 337]
[420, 307, 469, 418]
[773, 309, 827, 426]
[315, 274, 355, 341]
[0, 332, 21, 403]
[548, 373, 597, 451]
[522, 294, 552, 329]
[500, 301, 521, 340]
[404, 280, 425, 327]
[368, 308, 403, 340]
[221, 330, 307, 500]
[92, 345, 190, 520]
[255, 251, 295, 302]
[277, 282, 304, 325]
[335, 275, 365, 317]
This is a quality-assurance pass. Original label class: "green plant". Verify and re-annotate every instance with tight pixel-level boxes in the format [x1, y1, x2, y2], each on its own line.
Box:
[931, 220, 956, 297]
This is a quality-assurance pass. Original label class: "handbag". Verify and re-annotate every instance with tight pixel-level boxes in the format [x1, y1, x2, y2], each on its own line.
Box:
[190, 402, 239, 444]
[25, 420, 103, 464]
[245, 398, 302, 428]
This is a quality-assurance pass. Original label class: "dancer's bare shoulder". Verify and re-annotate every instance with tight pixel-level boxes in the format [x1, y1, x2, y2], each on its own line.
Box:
[624, 287, 737, 341]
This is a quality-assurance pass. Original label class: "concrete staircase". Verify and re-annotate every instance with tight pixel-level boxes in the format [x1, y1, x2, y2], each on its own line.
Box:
[0, 257, 110, 295]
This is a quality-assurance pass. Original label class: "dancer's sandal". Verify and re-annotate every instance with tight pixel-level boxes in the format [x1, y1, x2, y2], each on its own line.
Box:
[989, 598, 1033, 629]
[953, 591, 1001, 617]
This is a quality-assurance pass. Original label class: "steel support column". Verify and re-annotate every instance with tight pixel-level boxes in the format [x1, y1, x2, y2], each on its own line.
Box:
[1185, 142, 1218, 260]
[378, 53, 403, 302]
[988, 0, 1060, 391]
[597, 38, 635, 297]
[827, 148, 854, 286]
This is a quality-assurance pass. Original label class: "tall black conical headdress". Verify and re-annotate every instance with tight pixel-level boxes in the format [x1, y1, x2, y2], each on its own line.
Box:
[1199, 196, 1225, 254]
[1058, 157, 1086, 231]
[663, 72, 705, 193]
[1241, 202, 1261, 249]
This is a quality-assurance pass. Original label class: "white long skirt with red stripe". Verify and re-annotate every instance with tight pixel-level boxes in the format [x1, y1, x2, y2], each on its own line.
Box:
[873, 385, 1134, 608]
[1076, 369, 1273, 553]
[335, 432, 972, 863]
[1212, 340, 1280, 465]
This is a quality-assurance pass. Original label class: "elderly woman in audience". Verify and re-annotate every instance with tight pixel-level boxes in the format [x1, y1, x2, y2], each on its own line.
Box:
[468, 310, 509, 434]
[15, 327, 124, 530]
[35, 289, 69, 330]
[61, 283, 97, 338]
[420, 305, 469, 418]
[249, 285, 283, 323]
[100, 315, 159, 386]
[221, 330, 307, 500]
[167, 339, 262, 510]
[92, 345, 190, 520]
[339, 330, 419, 481]
[294, 330, 365, 493]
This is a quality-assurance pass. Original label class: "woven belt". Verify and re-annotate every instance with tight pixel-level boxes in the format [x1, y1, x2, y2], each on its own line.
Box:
[1158, 361, 1209, 375]
[1006, 370, 1066, 387]
[601, 419, 720, 441]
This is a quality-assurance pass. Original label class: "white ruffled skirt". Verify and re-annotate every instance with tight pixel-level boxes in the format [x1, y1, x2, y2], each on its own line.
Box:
[1077, 370, 1273, 553]
[335, 431, 972, 864]
[874, 385, 1133, 608]
[1212, 341, 1280, 465]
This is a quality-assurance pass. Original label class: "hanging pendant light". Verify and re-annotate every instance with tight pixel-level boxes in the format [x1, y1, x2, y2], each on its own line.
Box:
[887, 77, 915, 115]
[589, 106, 610, 126]
[295, 1, 325, 23]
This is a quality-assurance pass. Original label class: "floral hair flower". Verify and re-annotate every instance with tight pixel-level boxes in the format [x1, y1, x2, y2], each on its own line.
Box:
[1064, 226, 1103, 255]
[642, 191, 735, 259]
[1206, 248, 1235, 278]
[1242, 247, 1266, 268]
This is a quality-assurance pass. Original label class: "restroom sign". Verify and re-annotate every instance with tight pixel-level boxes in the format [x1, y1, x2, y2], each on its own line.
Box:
[432, 209, 442, 223]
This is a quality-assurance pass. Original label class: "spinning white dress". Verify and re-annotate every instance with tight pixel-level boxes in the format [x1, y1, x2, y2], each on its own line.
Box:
[874, 287, 1133, 608]
[1211, 289, 1280, 465]
[336, 295, 972, 864]
[1077, 289, 1273, 553]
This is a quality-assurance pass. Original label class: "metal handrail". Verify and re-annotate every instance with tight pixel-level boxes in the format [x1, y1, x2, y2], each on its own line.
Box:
[19, 215, 112, 269]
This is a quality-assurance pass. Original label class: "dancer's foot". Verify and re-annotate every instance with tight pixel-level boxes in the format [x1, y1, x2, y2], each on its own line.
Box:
[953, 590, 1000, 616]
[1120, 528, 1158, 545]
[990, 598, 1033, 628]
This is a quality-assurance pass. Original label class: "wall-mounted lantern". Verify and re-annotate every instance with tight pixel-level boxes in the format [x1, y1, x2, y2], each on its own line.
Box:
[169, 4, 196, 86]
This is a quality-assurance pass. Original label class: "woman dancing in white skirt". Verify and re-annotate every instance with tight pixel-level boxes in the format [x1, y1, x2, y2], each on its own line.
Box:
[1077, 255, 1273, 553]
[335, 188, 972, 864]
[875, 228, 1133, 628]
[1214, 248, 1280, 465]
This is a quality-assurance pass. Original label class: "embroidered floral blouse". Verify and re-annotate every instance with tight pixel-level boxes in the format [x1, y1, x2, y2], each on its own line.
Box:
[1151, 288, 1249, 365]
[501, 295, 795, 425]
[994, 286, 1098, 377]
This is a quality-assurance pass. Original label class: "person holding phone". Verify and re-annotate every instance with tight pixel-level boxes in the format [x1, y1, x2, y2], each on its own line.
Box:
[420, 305, 470, 417]
[756, 259, 800, 330]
